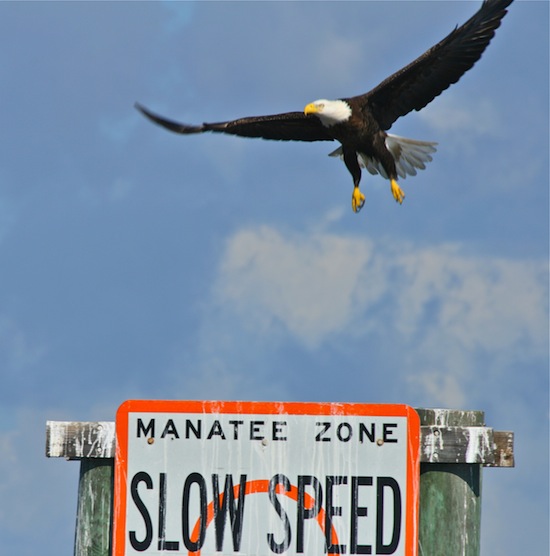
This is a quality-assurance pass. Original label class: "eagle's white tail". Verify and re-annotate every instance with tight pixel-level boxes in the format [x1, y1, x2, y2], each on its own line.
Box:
[329, 134, 437, 180]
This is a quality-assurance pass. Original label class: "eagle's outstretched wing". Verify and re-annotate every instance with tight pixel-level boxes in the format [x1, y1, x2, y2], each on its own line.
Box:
[135, 103, 333, 143]
[356, 0, 513, 131]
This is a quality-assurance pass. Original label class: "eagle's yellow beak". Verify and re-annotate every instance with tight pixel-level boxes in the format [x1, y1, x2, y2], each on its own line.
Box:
[304, 103, 318, 115]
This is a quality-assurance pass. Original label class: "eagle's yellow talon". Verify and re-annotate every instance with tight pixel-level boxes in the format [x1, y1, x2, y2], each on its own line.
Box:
[352, 186, 365, 212]
[391, 179, 405, 204]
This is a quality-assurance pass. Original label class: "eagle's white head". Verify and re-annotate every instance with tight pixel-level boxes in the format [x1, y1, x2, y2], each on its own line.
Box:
[304, 99, 352, 127]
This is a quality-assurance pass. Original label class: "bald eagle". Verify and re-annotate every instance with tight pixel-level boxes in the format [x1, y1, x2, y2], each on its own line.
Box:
[136, 0, 513, 213]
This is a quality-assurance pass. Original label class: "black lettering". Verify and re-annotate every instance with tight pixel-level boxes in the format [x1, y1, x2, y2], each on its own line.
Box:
[350, 477, 372, 554]
[182, 473, 207, 551]
[228, 420, 244, 439]
[212, 474, 247, 551]
[359, 423, 375, 443]
[325, 476, 347, 554]
[158, 473, 179, 551]
[250, 421, 265, 440]
[207, 420, 226, 439]
[129, 472, 153, 551]
[267, 474, 292, 554]
[376, 477, 401, 554]
[185, 420, 201, 439]
[297, 475, 322, 553]
[137, 418, 155, 439]
[382, 424, 398, 443]
[336, 423, 352, 442]
[161, 419, 179, 439]
[273, 421, 287, 441]
[315, 422, 331, 442]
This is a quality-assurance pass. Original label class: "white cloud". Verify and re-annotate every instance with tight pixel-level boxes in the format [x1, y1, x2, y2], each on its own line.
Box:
[218, 226, 375, 349]
[207, 222, 549, 408]
[407, 369, 467, 408]
[216, 225, 547, 362]
[395, 246, 547, 355]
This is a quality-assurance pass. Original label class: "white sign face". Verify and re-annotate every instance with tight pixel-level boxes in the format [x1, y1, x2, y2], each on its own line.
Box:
[114, 401, 420, 556]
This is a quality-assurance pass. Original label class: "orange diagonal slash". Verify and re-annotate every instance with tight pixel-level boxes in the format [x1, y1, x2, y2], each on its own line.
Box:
[189, 479, 339, 555]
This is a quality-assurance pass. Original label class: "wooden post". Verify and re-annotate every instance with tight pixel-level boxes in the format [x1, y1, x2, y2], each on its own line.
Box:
[417, 409, 485, 556]
[74, 458, 114, 556]
[45, 421, 116, 556]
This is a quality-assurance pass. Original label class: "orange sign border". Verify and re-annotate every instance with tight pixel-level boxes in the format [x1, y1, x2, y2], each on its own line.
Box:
[114, 400, 420, 556]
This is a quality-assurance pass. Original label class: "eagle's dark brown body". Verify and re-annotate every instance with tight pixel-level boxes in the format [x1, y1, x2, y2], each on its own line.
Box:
[328, 100, 391, 189]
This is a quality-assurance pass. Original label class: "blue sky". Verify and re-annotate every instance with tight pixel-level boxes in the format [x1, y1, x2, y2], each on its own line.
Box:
[0, 1, 548, 554]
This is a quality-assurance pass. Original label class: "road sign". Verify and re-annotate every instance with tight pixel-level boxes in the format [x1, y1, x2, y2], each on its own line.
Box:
[114, 400, 420, 556]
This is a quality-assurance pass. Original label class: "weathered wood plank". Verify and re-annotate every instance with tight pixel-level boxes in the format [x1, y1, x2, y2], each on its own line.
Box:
[420, 425, 495, 464]
[416, 407, 486, 427]
[46, 421, 116, 459]
[45, 419, 514, 466]
[487, 430, 515, 468]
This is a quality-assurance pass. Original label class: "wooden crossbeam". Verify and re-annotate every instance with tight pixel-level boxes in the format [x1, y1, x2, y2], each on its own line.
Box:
[45, 420, 514, 467]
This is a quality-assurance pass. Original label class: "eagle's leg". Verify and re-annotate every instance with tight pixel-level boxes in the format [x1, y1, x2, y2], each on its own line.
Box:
[343, 149, 365, 213]
[390, 178, 405, 204]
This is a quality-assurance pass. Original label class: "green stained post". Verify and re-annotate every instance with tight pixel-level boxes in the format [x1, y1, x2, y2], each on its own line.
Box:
[74, 458, 114, 556]
[416, 409, 485, 556]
